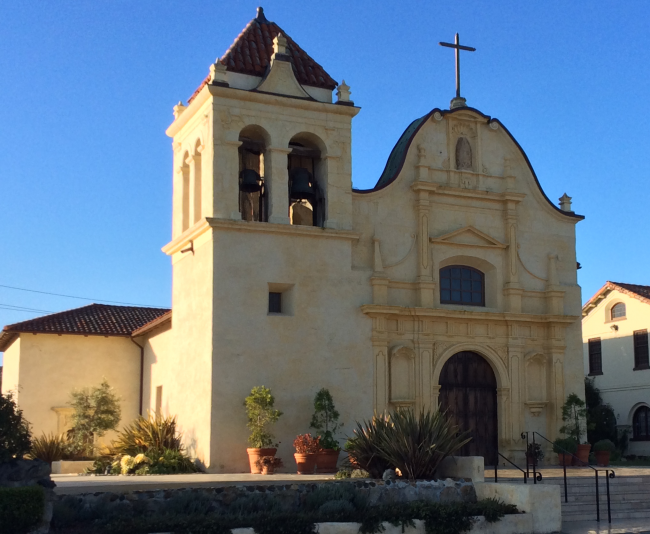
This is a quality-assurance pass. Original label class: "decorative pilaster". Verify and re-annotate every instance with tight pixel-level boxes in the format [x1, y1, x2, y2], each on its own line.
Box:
[431, 385, 442, 412]
[545, 254, 565, 315]
[497, 387, 511, 446]
[550, 352, 565, 441]
[371, 238, 389, 305]
[416, 343, 434, 411]
[509, 352, 523, 443]
[415, 189, 434, 307]
[266, 147, 291, 224]
[503, 198, 522, 312]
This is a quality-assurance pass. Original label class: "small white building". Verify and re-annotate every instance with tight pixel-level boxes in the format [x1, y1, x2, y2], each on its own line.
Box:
[582, 282, 650, 456]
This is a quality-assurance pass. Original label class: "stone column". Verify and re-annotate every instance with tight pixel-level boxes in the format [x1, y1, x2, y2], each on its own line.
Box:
[172, 163, 185, 238]
[509, 352, 523, 442]
[497, 387, 511, 447]
[503, 198, 523, 312]
[215, 136, 242, 220]
[549, 351, 565, 441]
[373, 340, 389, 413]
[417, 343, 434, 411]
[431, 385, 441, 412]
[267, 147, 291, 224]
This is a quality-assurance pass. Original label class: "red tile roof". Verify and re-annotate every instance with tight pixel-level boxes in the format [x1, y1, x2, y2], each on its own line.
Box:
[188, 7, 337, 103]
[0, 304, 170, 351]
[583, 281, 650, 316]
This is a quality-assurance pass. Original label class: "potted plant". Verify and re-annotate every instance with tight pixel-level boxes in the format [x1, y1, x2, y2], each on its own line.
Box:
[553, 437, 577, 466]
[560, 393, 592, 465]
[255, 456, 284, 475]
[593, 439, 616, 467]
[309, 388, 343, 473]
[244, 386, 283, 474]
[526, 443, 544, 468]
[293, 433, 321, 474]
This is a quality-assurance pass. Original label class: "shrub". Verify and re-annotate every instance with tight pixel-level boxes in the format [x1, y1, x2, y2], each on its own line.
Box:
[255, 456, 284, 469]
[112, 414, 182, 455]
[244, 386, 282, 448]
[29, 432, 67, 465]
[145, 448, 198, 474]
[0, 391, 32, 462]
[552, 437, 577, 454]
[309, 388, 342, 450]
[293, 434, 321, 454]
[68, 380, 121, 457]
[593, 439, 616, 452]
[0, 486, 44, 534]
[526, 443, 544, 462]
[346, 409, 471, 480]
[559, 393, 590, 444]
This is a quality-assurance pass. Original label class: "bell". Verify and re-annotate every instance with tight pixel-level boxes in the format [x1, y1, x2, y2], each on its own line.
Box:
[240, 169, 262, 193]
[289, 167, 316, 202]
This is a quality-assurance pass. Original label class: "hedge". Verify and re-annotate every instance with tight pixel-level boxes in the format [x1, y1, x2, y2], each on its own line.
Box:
[0, 485, 45, 534]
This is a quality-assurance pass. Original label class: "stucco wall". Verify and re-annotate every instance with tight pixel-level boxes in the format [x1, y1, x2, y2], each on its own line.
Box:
[140, 321, 172, 417]
[4, 334, 140, 444]
[1, 337, 20, 397]
[582, 289, 650, 454]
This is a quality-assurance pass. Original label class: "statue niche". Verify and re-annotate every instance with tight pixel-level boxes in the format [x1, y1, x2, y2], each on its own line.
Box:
[455, 137, 472, 171]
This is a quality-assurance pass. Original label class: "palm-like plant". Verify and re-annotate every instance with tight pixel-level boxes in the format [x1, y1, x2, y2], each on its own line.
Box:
[111, 414, 183, 455]
[346, 408, 471, 480]
[29, 433, 67, 466]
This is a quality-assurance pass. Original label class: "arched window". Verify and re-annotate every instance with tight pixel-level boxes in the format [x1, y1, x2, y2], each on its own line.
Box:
[238, 128, 268, 222]
[611, 303, 626, 320]
[440, 266, 485, 306]
[633, 406, 650, 440]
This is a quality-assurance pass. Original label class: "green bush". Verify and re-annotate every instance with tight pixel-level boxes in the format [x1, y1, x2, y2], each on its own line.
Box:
[0, 391, 32, 462]
[552, 437, 577, 454]
[0, 486, 45, 534]
[594, 439, 616, 452]
[145, 448, 198, 474]
[309, 388, 342, 450]
[244, 386, 282, 448]
[346, 409, 471, 480]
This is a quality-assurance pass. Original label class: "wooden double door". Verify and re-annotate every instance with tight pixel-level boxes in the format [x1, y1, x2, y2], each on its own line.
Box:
[439, 351, 498, 465]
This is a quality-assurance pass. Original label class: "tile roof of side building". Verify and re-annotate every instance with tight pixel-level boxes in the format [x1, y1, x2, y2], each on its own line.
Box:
[582, 281, 650, 316]
[0, 304, 171, 352]
[188, 7, 337, 103]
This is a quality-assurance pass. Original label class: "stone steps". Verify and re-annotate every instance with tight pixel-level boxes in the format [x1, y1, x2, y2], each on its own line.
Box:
[494, 476, 650, 522]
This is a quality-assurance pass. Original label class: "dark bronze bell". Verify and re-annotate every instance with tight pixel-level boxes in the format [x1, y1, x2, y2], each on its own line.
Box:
[289, 167, 315, 202]
[240, 169, 262, 193]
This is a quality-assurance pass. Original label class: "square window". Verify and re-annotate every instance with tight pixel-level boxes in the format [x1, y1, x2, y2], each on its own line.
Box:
[268, 292, 282, 313]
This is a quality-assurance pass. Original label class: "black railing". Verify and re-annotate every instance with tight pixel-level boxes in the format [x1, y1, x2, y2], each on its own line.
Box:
[524, 431, 616, 523]
[494, 451, 540, 484]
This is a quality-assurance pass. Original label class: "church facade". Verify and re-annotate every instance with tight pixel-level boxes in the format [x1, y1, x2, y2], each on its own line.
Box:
[1, 8, 585, 472]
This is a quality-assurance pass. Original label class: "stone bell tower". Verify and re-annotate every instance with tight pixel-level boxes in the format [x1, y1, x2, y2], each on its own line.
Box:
[161, 7, 361, 469]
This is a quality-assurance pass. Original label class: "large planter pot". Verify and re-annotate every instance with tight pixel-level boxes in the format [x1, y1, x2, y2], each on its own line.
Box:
[294, 453, 317, 474]
[575, 444, 591, 466]
[558, 453, 573, 466]
[246, 448, 277, 474]
[595, 450, 611, 467]
[316, 449, 340, 473]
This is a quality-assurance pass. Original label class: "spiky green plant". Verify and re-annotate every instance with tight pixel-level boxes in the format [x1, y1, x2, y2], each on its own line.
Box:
[111, 414, 183, 456]
[346, 409, 471, 480]
[29, 433, 67, 466]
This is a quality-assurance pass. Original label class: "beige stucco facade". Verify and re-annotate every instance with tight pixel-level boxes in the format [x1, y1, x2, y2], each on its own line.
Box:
[1, 334, 141, 446]
[154, 28, 585, 471]
[582, 284, 650, 455]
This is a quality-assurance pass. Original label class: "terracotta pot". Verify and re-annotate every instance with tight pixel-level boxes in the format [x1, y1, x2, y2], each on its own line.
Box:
[246, 448, 277, 474]
[558, 453, 573, 466]
[595, 450, 611, 467]
[294, 452, 317, 474]
[316, 449, 340, 473]
[574, 443, 591, 466]
[261, 465, 275, 475]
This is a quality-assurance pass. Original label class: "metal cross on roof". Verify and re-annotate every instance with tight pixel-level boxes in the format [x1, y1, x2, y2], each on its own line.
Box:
[439, 33, 476, 99]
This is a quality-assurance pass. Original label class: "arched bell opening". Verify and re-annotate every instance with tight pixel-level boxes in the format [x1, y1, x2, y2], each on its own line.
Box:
[238, 126, 269, 222]
[287, 133, 325, 227]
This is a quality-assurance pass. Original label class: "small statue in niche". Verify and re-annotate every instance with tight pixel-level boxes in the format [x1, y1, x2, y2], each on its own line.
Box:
[455, 137, 472, 170]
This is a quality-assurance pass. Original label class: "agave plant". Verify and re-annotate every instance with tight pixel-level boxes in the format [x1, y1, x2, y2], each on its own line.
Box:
[29, 433, 67, 466]
[111, 414, 183, 456]
[346, 408, 471, 480]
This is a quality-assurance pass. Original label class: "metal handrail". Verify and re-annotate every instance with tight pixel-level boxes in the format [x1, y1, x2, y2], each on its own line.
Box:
[524, 431, 616, 523]
[494, 451, 540, 484]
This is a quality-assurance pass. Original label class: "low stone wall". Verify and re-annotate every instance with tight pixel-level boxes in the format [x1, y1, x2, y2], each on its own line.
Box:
[51, 460, 94, 475]
[0, 459, 56, 534]
[55, 478, 477, 515]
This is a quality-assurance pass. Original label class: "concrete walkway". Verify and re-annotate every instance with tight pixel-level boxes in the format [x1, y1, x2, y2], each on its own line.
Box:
[562, 519, 650, 534]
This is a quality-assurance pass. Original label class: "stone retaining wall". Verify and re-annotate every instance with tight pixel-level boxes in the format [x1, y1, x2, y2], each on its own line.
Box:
[55, 478, 477, 516]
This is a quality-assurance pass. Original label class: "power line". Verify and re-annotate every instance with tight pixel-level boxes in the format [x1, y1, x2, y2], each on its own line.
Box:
[0, 304, 55, 313]
[0, 284, 167, 308]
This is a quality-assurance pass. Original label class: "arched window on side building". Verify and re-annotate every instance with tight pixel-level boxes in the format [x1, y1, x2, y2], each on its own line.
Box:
[611, 302, 626, 320]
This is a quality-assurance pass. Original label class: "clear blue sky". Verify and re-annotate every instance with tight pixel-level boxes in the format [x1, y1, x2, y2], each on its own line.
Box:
[1, 1, 649, 345]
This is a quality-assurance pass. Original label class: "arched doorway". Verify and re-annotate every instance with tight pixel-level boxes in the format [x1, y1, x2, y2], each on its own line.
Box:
[439, 351, 498, 465]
